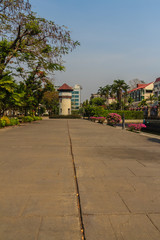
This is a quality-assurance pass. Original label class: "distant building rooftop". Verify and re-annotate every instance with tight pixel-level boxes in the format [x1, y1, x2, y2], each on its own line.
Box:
[128, 82, 153, 93]
[155, 77, 160, 83]
[58, 83, 73, 91]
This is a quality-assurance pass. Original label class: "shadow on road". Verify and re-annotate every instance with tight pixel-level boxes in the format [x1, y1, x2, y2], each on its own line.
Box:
[147, 137, 160, 144]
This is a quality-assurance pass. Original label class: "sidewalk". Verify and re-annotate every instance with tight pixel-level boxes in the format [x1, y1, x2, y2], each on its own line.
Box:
[0, 120, 81, 240]
[69, 119, 160, 240]
[0, 119, 160, 240]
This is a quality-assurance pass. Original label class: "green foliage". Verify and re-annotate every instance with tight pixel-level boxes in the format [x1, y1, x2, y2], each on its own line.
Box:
[9, 118, 19, 125]
[97, 85, 112, 99]
[21, 115, 42, 122]
[42, 90, 59, 115]
[128, 97, 134, 104]
[0, 0, 80, 116]
[0, 119, 6, 128]
[111, 79, 129, 109]
[72, 110, 79, 115]
[0, 116, 19, 128]
[83, 106, 144, 119]
[0, 72, 24, 114]
[0, 40, 11, 60]
[90, 97, 105, 106]
[138, 99, 148, 107]
[83, 106, 106, 117]
[21, 116, 34, 122]
[33, 116, 42, 121]
[1, 116, 10, 125]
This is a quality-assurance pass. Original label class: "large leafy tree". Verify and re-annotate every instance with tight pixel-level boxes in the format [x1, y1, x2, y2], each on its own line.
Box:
[90, 97, 105, 106]
[0, 6, 79, 77]
[0, 73, 24, 115]
[43, 91, 59, 116]
[0, 0, 79, 115]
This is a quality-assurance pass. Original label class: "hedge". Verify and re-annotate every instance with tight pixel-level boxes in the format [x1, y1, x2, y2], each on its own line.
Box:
[83, 106, 144, 119]
[104, 110, 144, 120]
[49, 114, 81, 119]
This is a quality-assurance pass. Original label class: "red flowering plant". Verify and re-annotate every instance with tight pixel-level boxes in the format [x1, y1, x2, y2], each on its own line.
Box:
[90, 116, 106, 123]
[96, 117, 106, 124]
[128, 123, 146, 132]
[90, 116, 97, 122]
[107, 113, 121, 126]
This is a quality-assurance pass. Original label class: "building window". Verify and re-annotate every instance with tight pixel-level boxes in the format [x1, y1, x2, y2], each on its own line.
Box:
[72, 91, 79, 94]
[60, 108, 62, 113]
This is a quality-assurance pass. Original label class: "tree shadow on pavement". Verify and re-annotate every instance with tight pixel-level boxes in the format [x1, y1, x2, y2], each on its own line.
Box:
[147, 138, 160, 144]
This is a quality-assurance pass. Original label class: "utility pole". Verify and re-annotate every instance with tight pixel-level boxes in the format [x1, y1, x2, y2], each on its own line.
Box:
[122, 113, 125, 129]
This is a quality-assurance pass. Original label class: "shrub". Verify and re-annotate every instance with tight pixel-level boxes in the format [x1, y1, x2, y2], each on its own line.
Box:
[83, 106, 144, 119]
[128, 123, 146, 132]
[90, 116, 97, 122]
[0, 119, 6, 128]
[84, 106, 106, 117]
[107, 113, 121, 126]
[96, 117, 106, 124]
[10, 118, 20, 126]
[33, 116, 42, 121]
[22, 116, 34, 122]
[1, 116, 10, 126]
[90, 116, 106, 123]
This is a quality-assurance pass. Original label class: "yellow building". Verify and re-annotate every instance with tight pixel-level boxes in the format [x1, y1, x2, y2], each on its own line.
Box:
[128, 82, 154, 103]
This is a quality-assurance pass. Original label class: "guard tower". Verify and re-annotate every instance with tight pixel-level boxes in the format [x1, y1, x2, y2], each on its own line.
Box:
[58, 83, 73, 115]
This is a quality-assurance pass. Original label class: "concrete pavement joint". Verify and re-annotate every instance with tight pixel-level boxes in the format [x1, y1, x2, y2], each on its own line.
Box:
[35, 217, 43, 240]
[146, 214, 160, 233]
[67, 120, 86, 240]
[136, 160, 146, 167]
[108, 216, 119, 240]
[117, 192, 131, 213]
[83, 212, 160, 216]
[127, 167, 137, 176]
[19, 195, 31, 217]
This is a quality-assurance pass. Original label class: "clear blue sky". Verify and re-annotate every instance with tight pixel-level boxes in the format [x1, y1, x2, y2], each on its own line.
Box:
[30, 0, 160, 101]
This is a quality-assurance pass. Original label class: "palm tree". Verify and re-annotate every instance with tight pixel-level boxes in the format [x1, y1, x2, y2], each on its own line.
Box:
[103, 85, 111, 100]
[97, 85, 111, 101]
[138, 99, 148, 107]
[97, 87, 105, 98]
[128, 97, 134, 106]
[111, 79, 129, 110]
[147, 94, 157, 104]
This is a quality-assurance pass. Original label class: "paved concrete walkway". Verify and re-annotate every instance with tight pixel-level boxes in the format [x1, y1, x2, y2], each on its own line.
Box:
[0, 119, 160, 240]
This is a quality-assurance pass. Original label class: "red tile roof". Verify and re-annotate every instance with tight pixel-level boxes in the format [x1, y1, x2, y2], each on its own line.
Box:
[128, 82, 153, 93]
[58, 83, 73, 91]
[155, 77, 160, 83]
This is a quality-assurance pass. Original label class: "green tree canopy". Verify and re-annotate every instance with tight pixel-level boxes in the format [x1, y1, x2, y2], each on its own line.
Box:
[0, 0, 80, 116]
[90, 97, 105, 106]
